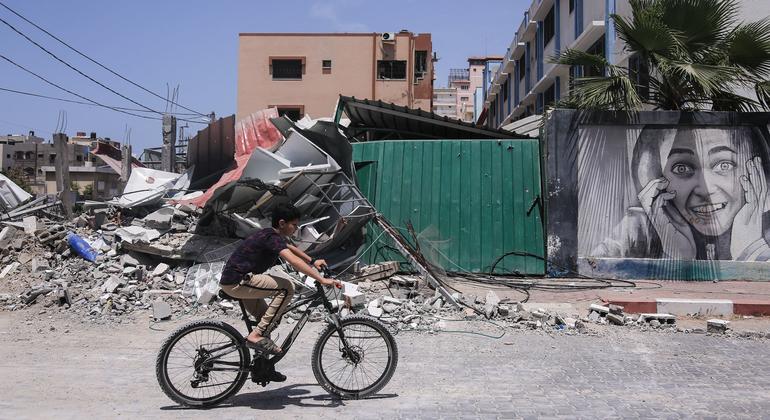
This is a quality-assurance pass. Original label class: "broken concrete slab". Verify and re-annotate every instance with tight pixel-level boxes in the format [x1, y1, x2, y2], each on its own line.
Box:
[607, 313, 625, 326]
[115, 226, 161, 244]
[17, 252, 33, 265]
[142, 207, 175, 230]
[22, 216, 43, 235]
[102, 277, 122, 293]
[608, 304, 624, 315]
[589, 303, 610, 315]
[343, 290, 365, 308]
[0, 261, 20, 278]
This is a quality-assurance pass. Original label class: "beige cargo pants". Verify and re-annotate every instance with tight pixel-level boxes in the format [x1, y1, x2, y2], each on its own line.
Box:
[220, 272, 295, 335]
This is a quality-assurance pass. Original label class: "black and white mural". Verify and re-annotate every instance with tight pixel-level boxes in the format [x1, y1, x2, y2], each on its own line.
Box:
[578, 124, 770, 262]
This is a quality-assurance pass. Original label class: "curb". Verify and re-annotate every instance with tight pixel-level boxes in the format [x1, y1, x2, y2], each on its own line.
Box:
[601, 297, 770, 317]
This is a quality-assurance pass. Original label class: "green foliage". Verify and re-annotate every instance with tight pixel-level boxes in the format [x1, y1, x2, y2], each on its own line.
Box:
[82, 183, 94, 199]
[551, 0, 770, 111]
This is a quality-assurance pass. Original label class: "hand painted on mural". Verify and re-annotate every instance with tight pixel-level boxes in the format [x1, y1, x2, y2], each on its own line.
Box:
[638, 177, 696, 259]
[731, 156, 768, 259]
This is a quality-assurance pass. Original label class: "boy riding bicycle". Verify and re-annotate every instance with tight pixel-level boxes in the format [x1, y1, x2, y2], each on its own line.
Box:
[219, 203, 340, 358]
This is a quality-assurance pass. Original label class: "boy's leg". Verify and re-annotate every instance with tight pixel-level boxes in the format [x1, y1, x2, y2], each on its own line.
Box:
[246, 275, 294, 335]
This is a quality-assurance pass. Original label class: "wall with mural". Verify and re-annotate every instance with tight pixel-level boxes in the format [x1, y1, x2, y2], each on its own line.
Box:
[545, 110, 770, 280]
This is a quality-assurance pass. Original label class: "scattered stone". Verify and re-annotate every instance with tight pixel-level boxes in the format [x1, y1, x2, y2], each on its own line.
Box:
[152, 263, 170, 277]
[102, 277, 121, 293]
[650, 319, 661, 328]
[152, 299, 172, 320]
[608, 304, 624, 315]
[31, 258, 51, 273]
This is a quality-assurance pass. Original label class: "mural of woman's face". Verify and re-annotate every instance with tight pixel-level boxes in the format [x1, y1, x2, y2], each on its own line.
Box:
[662, 128, 751, 236]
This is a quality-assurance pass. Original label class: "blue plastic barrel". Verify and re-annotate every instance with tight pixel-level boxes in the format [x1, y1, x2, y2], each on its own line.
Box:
[66, 232, 99, 262]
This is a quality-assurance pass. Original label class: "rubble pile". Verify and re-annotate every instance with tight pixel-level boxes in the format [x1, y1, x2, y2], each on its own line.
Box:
[0, 204, 238, 322]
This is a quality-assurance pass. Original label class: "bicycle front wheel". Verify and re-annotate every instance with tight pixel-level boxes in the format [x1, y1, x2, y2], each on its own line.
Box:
[311, 315, 398, 399]
[155, 320, 250, 407]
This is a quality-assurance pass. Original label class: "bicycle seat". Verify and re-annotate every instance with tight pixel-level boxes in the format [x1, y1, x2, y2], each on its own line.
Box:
[218, 290, 239, 301]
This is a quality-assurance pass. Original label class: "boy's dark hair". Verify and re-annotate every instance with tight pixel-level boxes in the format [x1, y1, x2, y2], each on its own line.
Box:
[271, 203, 301, 228]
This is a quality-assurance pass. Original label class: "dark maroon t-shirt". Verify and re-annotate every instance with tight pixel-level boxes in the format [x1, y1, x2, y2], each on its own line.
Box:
[220, 228, 288, 285]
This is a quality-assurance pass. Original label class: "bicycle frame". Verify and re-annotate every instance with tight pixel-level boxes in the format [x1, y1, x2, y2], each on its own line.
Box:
[233, 281, 348, 365]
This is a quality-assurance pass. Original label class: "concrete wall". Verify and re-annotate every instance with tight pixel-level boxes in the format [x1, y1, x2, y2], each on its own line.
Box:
[545, 109, 770, 281]
[237, 32, 433, 121]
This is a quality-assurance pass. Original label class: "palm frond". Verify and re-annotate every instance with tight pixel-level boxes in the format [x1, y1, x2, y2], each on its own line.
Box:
[710, 89, 761, 111]
[659, 0, 739, 52]
[756, 80, 770, 110]
[726, 18, 770, 77]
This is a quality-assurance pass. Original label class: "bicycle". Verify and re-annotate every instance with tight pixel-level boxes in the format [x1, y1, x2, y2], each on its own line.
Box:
[155, 270, 399, 407]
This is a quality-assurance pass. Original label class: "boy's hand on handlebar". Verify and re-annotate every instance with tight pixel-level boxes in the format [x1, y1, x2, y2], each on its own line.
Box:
[318, 277, 342, 289]
[312, 259, 327, 270]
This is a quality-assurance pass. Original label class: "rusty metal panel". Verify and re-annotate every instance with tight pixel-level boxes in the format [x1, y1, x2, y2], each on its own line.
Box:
[187, 115, 235, 187]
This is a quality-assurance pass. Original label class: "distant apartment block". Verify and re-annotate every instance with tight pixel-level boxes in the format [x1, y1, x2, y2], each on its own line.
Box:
[483, 0, 770, 129]
[432, 88, 457, 118]
[0, 130, 121, 199]
[237, 32, 434, 121]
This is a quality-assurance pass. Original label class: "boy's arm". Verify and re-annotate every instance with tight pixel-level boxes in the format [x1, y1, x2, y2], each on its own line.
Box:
[279, 249, 336, 287]
[287, 244, 326, 269]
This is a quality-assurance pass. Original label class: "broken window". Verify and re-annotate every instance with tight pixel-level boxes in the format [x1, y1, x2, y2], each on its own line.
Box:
[276, 107, 304, 121]
[377, 60, 407, 80]
[271, 58, 304, 80]
[49, 154, 56, 163]
[543, 6, 555, 46]
[414, 51, 427, 79]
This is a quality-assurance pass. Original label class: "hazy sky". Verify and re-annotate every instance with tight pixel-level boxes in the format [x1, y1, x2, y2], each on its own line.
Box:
[0, 0, 525, 152]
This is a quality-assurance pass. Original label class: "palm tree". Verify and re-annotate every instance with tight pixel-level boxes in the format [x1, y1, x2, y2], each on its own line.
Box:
[553, 0, 770, 111]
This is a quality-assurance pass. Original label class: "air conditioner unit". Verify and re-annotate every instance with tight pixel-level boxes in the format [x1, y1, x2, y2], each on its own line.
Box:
[381, 32, 396, 42]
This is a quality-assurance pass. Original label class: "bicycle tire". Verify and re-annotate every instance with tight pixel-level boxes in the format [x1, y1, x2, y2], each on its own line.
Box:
[311, 315, 398, 399]
[155, 319, 250, 407]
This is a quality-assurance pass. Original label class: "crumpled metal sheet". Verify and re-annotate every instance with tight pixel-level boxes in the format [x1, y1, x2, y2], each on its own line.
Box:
[0, 173, 32, 210]
[111, 167, 190, 208]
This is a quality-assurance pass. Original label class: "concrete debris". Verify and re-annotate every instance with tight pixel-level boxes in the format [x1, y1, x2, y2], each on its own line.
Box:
[589, 303, 610, 314]
[707, 319, 730, 333]
[152, 299, 172, 321]
[151, 263, 170, 277]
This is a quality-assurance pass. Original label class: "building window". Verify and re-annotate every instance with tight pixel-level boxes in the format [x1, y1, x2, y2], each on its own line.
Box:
[518, 56, 526, 81]
[377, 60, 407, 80]
[460, 97, 469, 102]
[502, 79, 509, 102]
[322, 59, 332, 75]
[37, 153, 43, 158]
[584, 36, 605, 77]
[414, 51, 428, 79]
[569, 0, 575, 13]
[49, 154, 56, 163]
[543, 7, 555, 46]
[628, 53, 650, 100]
[271, 105, 305, 121]
[76, 155, 83, 162]
[460, 85, 469, 90]
[544, 83, 556, 107]
[270, 58, 304, 80]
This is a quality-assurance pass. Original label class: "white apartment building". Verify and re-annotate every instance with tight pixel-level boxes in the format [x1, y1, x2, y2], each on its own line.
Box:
[484, 0, 770, 129]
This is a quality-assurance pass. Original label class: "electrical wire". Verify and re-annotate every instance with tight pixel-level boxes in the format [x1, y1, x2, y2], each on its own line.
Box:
[0, 16, 165, 116]
[0, 86, 201, 115]
[0, 54, 207, 124]
[0, 1, 209, 117]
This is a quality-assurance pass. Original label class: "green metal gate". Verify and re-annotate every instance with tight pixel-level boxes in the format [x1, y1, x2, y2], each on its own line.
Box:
[352, 139, 544, 275]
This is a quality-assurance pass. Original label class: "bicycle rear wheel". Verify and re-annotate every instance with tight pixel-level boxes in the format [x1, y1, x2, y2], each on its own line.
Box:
[155, 320, 250, 407]
[311, 315, 398, 399]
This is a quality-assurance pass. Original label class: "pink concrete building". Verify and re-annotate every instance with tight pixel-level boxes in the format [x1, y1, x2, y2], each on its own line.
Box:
[237, 32, 434, 121]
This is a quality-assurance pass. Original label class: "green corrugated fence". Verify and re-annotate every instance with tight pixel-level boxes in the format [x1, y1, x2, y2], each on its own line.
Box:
[352, 139, 545, 275]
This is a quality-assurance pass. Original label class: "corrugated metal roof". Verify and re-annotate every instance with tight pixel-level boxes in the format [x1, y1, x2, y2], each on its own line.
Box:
[337, 95, 533, 140]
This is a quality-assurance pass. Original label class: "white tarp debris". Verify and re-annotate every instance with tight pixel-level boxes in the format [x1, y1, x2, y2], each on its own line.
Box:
[112, 167, 192, 208]
[0, 173, 32, 210]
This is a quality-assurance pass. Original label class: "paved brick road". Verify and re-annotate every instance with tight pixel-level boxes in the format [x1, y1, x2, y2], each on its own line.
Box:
[1, 312, 769, 419]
